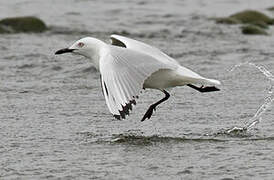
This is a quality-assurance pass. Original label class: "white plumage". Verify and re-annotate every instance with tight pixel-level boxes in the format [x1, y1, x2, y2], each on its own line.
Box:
[55, 35, 220, 121]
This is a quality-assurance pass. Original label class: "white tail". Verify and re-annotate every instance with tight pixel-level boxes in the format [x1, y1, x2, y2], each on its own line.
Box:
[202, 78, 221, 85]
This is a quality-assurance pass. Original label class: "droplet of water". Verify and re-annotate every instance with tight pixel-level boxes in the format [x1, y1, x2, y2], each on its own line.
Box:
[226, 126, 246, 134]
[227, 62, 274, 133]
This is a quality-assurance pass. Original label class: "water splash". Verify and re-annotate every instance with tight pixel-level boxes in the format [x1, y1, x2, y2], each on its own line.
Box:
[226, 62, 274, 134]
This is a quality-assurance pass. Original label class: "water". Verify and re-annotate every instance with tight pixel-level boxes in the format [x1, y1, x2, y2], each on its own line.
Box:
[226, 62, 274, 134]
[1, 0, 274, 179]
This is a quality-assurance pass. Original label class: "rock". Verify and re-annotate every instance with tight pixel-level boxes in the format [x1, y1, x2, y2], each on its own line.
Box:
[267, 7, 274, 11]
[214, 17, 240, 24]
[213, 10, 273, 35]
[241, 25, 268, 35]
[0, 25, 8, 33]
[249, 21, 269, 29]
[230, 10, 274, 25]
[0, 16, 47, 33]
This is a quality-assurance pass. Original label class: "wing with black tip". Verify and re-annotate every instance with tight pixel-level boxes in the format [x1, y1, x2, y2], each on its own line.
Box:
[99, 46, 175, 119]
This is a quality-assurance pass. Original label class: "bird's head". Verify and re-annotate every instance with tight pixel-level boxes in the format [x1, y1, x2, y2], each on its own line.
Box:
[55, 37, 104, 58]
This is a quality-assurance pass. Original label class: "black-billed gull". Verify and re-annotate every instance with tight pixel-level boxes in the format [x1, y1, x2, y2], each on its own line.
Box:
[55, 35, 220, 121]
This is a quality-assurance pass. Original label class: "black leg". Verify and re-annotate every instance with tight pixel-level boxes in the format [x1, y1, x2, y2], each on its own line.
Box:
[141, 90, 170, 122]
[187, 84, 220, 93]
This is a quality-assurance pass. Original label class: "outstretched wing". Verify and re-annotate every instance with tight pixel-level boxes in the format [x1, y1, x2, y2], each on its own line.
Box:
[99, 46, 175, 119]
[110, 34, 180, 66]
[110, 34, 221, 86]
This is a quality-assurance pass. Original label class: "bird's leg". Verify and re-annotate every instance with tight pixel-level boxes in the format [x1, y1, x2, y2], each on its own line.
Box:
[187, 84, 220, 93]
[141, 90, 170, 122]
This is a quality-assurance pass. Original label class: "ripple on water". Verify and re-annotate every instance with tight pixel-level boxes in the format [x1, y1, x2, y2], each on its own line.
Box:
[77, 130, 228, 146]
[111, 134, 226, 145]
[77, 129, 274, 146]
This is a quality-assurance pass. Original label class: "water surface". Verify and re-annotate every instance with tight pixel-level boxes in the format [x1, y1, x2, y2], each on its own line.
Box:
[0, 0, 274, 179]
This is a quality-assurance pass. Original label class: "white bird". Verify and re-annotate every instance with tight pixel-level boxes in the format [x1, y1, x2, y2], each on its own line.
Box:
[55, 35, 220, 121]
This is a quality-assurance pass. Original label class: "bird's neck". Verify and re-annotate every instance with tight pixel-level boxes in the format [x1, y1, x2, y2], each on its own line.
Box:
[86, 39, 106, 70]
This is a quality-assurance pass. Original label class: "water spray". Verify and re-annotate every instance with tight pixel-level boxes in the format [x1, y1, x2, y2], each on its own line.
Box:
[226, 62, 274, 134]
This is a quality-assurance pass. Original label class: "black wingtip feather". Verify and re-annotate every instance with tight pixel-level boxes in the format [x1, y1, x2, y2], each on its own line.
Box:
[115, 98, 137, 120]
[119, 110, 126, 119]
[114, 115, 121, 120]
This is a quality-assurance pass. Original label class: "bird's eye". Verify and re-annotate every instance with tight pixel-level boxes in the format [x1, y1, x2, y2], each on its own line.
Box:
[78, 42, 84, 47]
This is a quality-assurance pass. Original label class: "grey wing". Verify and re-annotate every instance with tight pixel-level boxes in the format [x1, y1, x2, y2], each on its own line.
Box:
[110, 35, 221, 86]
[99, 46, 175, 119]
[110, 34, 180, 66]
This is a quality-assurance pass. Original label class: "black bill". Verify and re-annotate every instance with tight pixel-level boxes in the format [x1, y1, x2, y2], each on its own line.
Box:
[55, 48, 75, 55]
